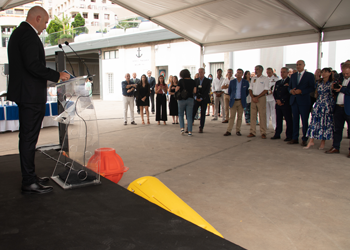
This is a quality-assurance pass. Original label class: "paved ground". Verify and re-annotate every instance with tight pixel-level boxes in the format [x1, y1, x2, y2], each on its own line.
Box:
[1, 98, 349, 250]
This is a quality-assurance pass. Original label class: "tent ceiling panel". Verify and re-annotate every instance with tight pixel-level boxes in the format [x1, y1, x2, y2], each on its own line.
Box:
[112, 0, 350, 54]
[0, 0, 34, 11]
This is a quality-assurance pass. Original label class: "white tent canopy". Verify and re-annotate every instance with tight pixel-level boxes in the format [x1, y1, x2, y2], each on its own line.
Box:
[0, 0, 34, 11]
[111, 0, 350, 54]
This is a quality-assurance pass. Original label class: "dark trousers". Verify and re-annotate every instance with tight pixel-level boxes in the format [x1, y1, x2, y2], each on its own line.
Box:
[17, 102, 46, 185]
[274, 106, 293, 138]
[155, 94, 167, 121]
[150, 92, 155, 112]
[192, 100, 208, 129]
[291, 103, 310, 142]
[333, 105, 350, 150]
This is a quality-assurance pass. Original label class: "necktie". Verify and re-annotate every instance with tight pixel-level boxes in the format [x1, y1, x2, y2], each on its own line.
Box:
[297, 73, 301, 83]
[148, 77, 150, 83]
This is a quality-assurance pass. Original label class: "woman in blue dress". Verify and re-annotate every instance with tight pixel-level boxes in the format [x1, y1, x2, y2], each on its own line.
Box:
[304, 68, 335, 150]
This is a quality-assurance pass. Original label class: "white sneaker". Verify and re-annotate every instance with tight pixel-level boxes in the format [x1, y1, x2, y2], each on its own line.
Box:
[181, 129, 185, 135]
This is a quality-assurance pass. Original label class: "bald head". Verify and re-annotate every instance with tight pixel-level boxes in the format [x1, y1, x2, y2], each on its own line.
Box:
[26, 6, 49, 35]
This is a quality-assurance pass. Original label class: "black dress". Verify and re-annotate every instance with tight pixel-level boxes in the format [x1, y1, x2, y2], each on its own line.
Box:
[155, 84, 167, 121]
[169, 84, 178, 116]
[137, 83, 150, 107]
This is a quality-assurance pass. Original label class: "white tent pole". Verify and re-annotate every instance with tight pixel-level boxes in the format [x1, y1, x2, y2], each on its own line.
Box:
[316, 32, 323, 70]
[200, 45, 204, 68]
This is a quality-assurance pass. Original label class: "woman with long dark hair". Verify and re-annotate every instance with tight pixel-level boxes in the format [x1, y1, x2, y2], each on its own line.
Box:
[207, 73, 214, 116]
[304, 68, 335, 149]
[155, 75, 168, 125]
[169, 75, 179, 124]
[176, 69, 196, 136]
[137, 74, 150, 124]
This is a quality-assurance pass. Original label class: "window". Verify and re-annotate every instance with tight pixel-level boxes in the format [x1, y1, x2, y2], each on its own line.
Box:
[104, 50, 119, 60]
[80, 4, 85, 8]
[2, 37, 9, 47]
[104, 22, 110, 27]
[14, 9, 24, 15]
[184, 66, 196, 79]
[209, 62, 224, 77]
[102, 0, 106, 3]
[107, 73, 114, 94]
[109, 51, 115, 59]
[6, 10, 13, 14]
[91, 21, 99, 26]
[115, 15, 118, 20]
[72, 13, 77, 18]
[91, 0, 96, 2]
[104, 14, 109, 20]
[104, 51, 109, 60]
[83, 12, 88, 18]
[94, 13, 99, 19]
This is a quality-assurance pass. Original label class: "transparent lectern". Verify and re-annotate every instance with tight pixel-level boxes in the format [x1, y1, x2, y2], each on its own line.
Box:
[50, 76, 101, 189]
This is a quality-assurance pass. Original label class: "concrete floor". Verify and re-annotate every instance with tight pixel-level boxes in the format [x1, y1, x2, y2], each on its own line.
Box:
[1, 99, 349, 250]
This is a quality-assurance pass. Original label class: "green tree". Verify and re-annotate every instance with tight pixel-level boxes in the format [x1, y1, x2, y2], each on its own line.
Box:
[53, 14, 71, 34]
[46, 20, 63, 46]
[71, 13, 85, 28]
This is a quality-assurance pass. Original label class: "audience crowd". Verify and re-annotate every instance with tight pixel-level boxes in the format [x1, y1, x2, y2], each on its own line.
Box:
[122, 59, 350, 157]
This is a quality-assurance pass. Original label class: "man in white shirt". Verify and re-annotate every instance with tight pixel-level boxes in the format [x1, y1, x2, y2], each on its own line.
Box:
[211, 68, 225, 121]
[221, 69, 234, 123]
[247, 65, 269, 139]
[266, 67, 279, 130]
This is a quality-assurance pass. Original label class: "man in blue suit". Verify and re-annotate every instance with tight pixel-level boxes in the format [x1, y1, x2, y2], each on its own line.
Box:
[147, 70, 156, 114]
[326, 63, 350, 157]
[288, 60, 315, 146]
[224, 69, 249, 136]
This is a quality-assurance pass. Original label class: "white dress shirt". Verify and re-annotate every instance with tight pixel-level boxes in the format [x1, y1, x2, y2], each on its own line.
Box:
[212, 77, 225, 92]
[336, 78, 350, 105]
[221, 77, 235, 94]
[249, 75, 269, 95]
[266, 75, 279, 101]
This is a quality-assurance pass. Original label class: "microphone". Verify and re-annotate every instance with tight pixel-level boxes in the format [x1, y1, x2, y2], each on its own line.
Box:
[58, 44, 75, 77]
[64, 41, 92, 80]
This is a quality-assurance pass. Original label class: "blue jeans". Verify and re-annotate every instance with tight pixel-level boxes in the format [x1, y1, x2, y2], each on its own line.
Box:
[178, 98, 194, 132]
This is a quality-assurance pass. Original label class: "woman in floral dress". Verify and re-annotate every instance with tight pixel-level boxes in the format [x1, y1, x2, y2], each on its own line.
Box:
[304, 68, 335, 150]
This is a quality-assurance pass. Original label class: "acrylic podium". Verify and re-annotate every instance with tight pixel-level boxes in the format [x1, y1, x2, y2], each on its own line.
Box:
[49, 76, 101, 189]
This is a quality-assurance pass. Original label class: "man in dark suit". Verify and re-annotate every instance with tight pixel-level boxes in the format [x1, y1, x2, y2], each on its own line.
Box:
[131, 72, 141, 114]
[288, 60, 315, 146]
[223, 68, 249, 136]
[147, 70, 156, 114]
[192, 68, 211, 133]
[271, 67, 293, 141]
[7, 6, 70, 194]
[325, 63, 350, 157]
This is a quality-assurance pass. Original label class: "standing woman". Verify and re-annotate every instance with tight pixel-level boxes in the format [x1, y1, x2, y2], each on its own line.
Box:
[243, 71, 252, 125]
[155, 75, 168, 125]
[176, 69, 196, 136]
[207, 73, 214, 116]
[310, 68, 322, 113]
[304, 68, 335, 149]
[169, 75, 179, 124]
[137, 74, 150, 124]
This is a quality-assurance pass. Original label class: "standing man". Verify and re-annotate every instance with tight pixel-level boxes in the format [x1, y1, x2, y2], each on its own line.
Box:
[288, 68, 294, 78]
[192, 68, 211, 133]
[266, 67, 279, 130]
[288, 60, 315, 146]
[271, 67, 293, 141]
[147, 70, 156, 114]
[325, 63, 350, 157]
[224, 69, 249, 136]
[131, 72, 140, 114]
[212, 68, 225, 121]
[247, 65, 269, 139]
[221, 69, 235, 123]
[122, 73, 137, 125]
[7, 6, 70, 194]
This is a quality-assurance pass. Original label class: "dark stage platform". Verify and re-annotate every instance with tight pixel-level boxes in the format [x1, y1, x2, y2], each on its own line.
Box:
[0, 151, 245, 250]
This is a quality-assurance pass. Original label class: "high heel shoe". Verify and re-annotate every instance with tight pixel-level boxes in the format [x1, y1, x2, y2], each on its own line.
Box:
[157, 121, 160, 125]
[164, 121, 166, 125]
[147, 120, 150, 124]
[142, 120, 145, 125]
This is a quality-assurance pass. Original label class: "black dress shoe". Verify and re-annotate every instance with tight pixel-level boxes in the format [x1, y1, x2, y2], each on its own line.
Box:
[224, 131, 231, 136]
[301, 141, 307, 146]
[271, 136, 280, 140]
[284, 138, 292, 141]
[37, 176, 50, 184]
[236, 132, 242, 136]
[22, 182, 53, 194]
[287, 139, 299, 144]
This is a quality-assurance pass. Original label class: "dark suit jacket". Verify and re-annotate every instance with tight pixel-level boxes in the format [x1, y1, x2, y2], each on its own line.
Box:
[149, 77, 156, 94]
[288, 71, 315, 106]
[334, 78, 350, 116]
[131, 78, 140, 96]
[228, 78, 249, 108]
[194, 77, 211, 104]
[7, 22, 60, 104]
[273, 77, 291, 109]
